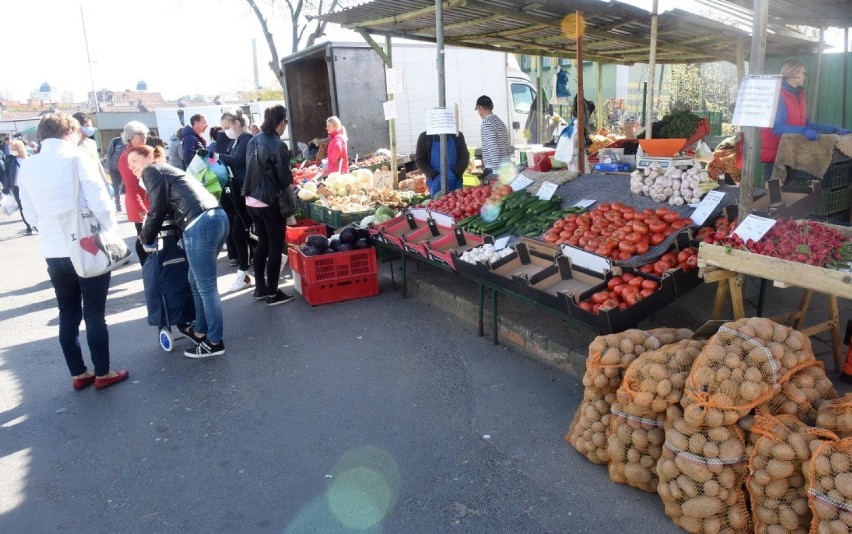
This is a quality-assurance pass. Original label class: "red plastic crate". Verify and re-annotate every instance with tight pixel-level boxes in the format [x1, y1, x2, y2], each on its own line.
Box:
[293, 271, 379, 306]
[288, 247, 378, 283]
[285, 219, 326, 246]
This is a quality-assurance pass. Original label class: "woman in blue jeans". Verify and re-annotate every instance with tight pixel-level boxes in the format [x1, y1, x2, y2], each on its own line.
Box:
[17, 112, 129, 390]
[128, 144, 230, 358]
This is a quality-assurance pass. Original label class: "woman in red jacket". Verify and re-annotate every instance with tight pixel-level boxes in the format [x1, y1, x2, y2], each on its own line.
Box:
[118, 121, 152, 265]
[325, 116, 349, 174]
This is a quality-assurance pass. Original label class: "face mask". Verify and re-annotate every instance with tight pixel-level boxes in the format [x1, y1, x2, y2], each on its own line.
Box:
[82, 126, 96, 137]
[224, 128, 237, 140]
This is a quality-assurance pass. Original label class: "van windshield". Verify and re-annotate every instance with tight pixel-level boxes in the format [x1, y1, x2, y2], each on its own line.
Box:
[511, 83, 534, 114]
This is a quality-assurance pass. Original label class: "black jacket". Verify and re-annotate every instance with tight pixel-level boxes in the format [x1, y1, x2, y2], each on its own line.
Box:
[415, 131, 470, 179]
[139, 163, 220, 245]
[218, 131, 253, 189]
[242, 132, 292, 206]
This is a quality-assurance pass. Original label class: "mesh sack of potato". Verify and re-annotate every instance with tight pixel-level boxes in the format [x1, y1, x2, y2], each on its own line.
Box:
[758, 362, 839, 426]
[815, 394, 852, 439]
[618, 339, 706, 418]
[747, 412, 838, 534]
[567, 328, 693, 464]
[656, 405, 752, 534]
[806, 438, 852, 534]
[607, 401, 666, 492]
[682, 318, 816, 429]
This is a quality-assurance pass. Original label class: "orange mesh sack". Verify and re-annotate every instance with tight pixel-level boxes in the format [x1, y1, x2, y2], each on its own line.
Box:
[815, 394, 852, 439]
[747, 412, 838, 534]
[682, 318, 816, 429]
[806, 438, 852, 534]
[758, 362, 839, 426]
[656, 405, 752, 534]
[618, 339, 706, 418]
[607, 401, 666, 492]
[566, 328, 693, 464]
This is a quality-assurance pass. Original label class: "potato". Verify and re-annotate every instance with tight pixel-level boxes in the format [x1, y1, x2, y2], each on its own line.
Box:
[739, 380, 763, 402]
[681, 495, 724, 518]
[836, 472, 852, 500]
[674, 454, 713, 483]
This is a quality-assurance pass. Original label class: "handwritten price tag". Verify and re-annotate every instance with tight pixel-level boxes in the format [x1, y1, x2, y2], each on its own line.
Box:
[493, 236, 510, 250]
[732, 214, 777, 243]
[573, 199, 596, 208]
[536, 181, 558, 200]
[510, 174, 534, 191]
[690, 190, 726, 225]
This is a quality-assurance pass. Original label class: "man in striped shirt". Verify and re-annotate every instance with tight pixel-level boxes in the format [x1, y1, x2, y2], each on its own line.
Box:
[475, 95, 512, 176]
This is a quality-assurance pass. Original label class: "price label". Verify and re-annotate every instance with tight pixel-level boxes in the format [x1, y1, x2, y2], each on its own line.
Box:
[690, 190, 726, 225]
[573, 199, 597, 208]
[493, 236, 510, 250]
[510, 174, 534, 191]
[409, 208, 428, 221]
[732, 214, 777, 243]
[385, 67, 405, 95]
[430, 211, 455, 228]
[382, 100, 397, 120]
[536, 181, 558, 200]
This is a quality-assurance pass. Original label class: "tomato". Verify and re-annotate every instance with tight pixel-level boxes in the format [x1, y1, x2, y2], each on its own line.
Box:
[617, 251, 632, 260]
[598, 203, 611, 212]
[618, 241, 635, 254]
[579, 301, 594, 313]
[553, 220, 565, 229]
[628, 276, 644, 287]
[600, 299, 619, 311]
[655, 208, 670, 217]
[648, 220, 667, 234]
[623, 292, 642, 306]
[639, 264, 654, 274]
[621, 272, 636, 282]
[591, 291, 610, 304]
[622, 210, 635, 221]
[607, 277, 624, 290]
[625, 232, 642, 244]
[611, 284, 626, 296]
[663, 212, 680, 224]
[544, 233, 558, 244]
[641, 279, 660, 290]
[650, 233, 667, 246]
[567, 238, 580, 247]
[618, 303, 629, 311]
[634, 241, 650, 255]
[632, 222, 649, 235]
[685, 256, 698, 270]
[640, 288, 655, 298]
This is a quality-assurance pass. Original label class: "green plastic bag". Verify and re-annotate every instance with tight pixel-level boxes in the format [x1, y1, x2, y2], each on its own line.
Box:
[196, 167, 222, 200]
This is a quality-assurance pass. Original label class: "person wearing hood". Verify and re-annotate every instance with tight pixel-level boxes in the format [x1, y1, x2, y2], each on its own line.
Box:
[168, 127, 186, 170]
[180, 114, 208, 167]
[760, 59, 850, 180]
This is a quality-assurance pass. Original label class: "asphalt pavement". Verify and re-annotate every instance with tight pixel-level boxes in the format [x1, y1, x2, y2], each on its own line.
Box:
[0, 209, 685, 533]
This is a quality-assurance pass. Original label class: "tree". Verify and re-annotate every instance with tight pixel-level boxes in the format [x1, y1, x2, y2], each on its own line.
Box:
[246, 0, 346, 93]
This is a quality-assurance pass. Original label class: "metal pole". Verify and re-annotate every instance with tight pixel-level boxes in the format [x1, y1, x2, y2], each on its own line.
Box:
[435, 0, 448, 194]
[641, 81, 648, 126]
[645, 0, 658, 139]
[844, 27, 849, 128]
[79, 1, 99, 112]
[385, 35, 399, 187]
[735, 37, 746, 84]
[536, 57, 544, 143]
[813, 27, 825, 117]
[576, 11, 585, 173]
[739, 0, 769, 218]
[596, 62, 604, 131]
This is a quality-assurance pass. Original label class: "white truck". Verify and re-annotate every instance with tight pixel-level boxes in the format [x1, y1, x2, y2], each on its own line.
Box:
[280, 41, 535, 158]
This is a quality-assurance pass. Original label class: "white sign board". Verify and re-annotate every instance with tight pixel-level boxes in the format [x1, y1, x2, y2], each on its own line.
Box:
[382, 100, 397, 120]
[536, 181, 558, 200]
[385, 68, 405, 95]
[732, 214, 777, 243]
[573, 199, 597, 209]
[731, 75, 782, 128]
[690, 190, 726, 225]
[426, 108, 457, 135]
[560, 245, 612, 275]
[510, 174, 534, 191]
[493, 236, 510, 250]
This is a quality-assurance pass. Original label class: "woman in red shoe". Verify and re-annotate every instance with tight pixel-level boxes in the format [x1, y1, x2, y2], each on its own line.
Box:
[17, 112, 129, 390]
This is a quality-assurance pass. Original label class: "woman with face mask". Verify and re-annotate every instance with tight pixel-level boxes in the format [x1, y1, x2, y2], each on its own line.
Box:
[72, 112, 112, 191]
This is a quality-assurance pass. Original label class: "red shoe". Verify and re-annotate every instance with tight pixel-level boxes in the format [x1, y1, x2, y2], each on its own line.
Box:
[72, 375, 96, 390]
[94, 370, 129, 390]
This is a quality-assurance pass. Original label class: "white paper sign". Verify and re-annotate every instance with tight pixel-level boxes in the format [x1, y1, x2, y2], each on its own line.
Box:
[560, 244, 612, 275]
[409, 208, 429, 221]
[573, 199, 597, 208]
[732, 214, 777, 243]
[493, 236, 510, 250]
[426, 108, 457, 135]
[690, 190, 726, 225]
[536, 181, 558, 200]
[382, 100, 397, 120]
[385, 68, 405, 95]
[731, 75, 782, 128]
[510, 174, 534, 191]
[429, 211, 455, 228]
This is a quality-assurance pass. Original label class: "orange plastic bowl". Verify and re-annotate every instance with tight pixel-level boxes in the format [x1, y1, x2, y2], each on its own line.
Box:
[638, 139, 687, 157]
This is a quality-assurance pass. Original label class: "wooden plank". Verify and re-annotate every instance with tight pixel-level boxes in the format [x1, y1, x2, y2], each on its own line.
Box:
[712, 279, 730, 320]
[828, 295, 842, 373]
[792, 290, 812, 330]
[702, 268, 736, 284]
[698, 243, 852, 300]
[729, 276, 746, 319]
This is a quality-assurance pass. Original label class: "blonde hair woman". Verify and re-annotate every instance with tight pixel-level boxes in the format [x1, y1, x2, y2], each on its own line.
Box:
[325, 115, 349, 174]
[6, 139, 33, 234]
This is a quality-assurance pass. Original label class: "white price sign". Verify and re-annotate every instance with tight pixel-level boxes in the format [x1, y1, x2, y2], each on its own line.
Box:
[510, 174, 534, 191]
[731, 75, 782, 128]
[430, 211, 455, 228]
[732, 214, 777, 243]
[409, 208, 428, 221]
[573, 199, 597, 208]
[536, 181, 558, 200]
[425, 108, 457, 135]
[493, 236, 510, 250]
[385, 68, 405, 95]
[382, 100, 397, 120]
[690, 190, 726, 225]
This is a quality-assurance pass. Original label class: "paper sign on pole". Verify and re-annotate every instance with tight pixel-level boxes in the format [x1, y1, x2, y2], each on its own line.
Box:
[426, 108, 457, 135]
[536, 181, 558, 200]
[385, 68, 405, 95]
[731, 75, 782, 128]
[382, 100, 397, 120]
[732, 214, 777, 242]
[510, 174, 534, 191]
[690, 190, 726, 225]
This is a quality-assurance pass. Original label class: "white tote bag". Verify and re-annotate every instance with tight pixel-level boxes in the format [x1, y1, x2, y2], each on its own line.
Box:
[57, 158, 131, 278]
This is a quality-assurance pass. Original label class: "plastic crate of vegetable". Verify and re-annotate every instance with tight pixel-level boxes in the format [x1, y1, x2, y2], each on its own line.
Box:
[289, 247, 377, 284]
[813, 187, 851, 215]
[786, 155, 852, 190]
[284, 219, 326, 246]
[292, 270, 379, 306]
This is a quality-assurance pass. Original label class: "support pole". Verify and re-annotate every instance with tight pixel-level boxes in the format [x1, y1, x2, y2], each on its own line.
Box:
[385, 35, 398, 187]
[536, 56, 544, 143]
[435, 0, 448, 194]
[844, 27, 849, 128]
[576, 11, 586, 173]
[735, 37, 746, 83]
[813, 27, 825, 117]
[645, 0, 658, 139]
[596, 62, 604, 131]
[739, 0, 769, 218]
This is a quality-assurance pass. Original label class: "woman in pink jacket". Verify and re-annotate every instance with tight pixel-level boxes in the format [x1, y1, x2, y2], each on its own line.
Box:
[325, 116, 349, 174]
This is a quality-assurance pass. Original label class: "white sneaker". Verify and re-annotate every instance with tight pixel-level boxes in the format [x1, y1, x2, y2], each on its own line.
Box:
[229, 270, 252, 292]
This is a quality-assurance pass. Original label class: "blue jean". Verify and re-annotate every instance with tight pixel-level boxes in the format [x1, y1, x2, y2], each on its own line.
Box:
[182, 208, 229, 343]
[46, 257, 112, 376]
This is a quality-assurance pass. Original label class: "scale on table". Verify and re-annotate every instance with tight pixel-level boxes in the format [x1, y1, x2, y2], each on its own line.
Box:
[635, 120, 710, 172]
[635, 155, 696, 171]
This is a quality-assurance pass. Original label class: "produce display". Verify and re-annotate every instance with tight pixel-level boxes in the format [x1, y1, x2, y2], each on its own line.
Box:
[695, 215, 738, 243]
[636, 247, 698, 276]
[397, 173, 427, 194]
[457, 243, 514, 264]
[291, 165, 323, 184]
[757, 363, 838, 426]
[654, 110, 702, 140]
[576, 272, 663, 315]
[806, 438, 852, 534]
[427, 184, 511, 221]
[457, 190, 583, 237]
[299, 228, 371, 257]
[702, 219, 852, 269]
[629, 163, 715, 205]
[542, 203, 693, 260]
[707, 149, 741, 183]
[815, 395, 852, 438]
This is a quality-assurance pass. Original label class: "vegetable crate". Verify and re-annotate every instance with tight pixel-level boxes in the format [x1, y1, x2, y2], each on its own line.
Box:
[284, 219, 327, 246]
[310, 204, 374, 229]
[786, 156, 852, 191]
[288, 247, 379, 306]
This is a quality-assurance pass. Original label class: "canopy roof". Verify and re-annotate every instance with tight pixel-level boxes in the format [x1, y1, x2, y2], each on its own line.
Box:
[722, 0, 852, 28]
[321, 0, 819, 65]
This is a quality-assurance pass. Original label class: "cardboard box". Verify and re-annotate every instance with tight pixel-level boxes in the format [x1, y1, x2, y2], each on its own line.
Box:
[425, 229, 491, 268]
[515, 256, 605, 314]
[752, 178, 821, 218]
[400, 219, 454, 257]
[452, 239, 557, 289]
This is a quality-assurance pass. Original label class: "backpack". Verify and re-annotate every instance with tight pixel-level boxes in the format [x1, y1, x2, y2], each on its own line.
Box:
[106, 136, 125, 171]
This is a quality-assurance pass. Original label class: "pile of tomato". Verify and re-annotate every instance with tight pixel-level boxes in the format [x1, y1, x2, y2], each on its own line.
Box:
[637, 247, 699, 275]
[427, 184, 513, 220]
[577, 272, 661, 315]
[542, 202, 693, 260]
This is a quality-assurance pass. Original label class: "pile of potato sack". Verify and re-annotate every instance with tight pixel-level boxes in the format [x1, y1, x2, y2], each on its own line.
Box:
[566, 317, 852, 534]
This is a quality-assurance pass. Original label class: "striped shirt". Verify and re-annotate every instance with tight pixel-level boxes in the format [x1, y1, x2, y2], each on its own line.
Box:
[480, 113, 512, 170]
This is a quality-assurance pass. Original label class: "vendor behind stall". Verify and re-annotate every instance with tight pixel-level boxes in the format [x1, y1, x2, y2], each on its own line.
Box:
[414, 130, 470, 198]
[760, 59, 849, 180]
